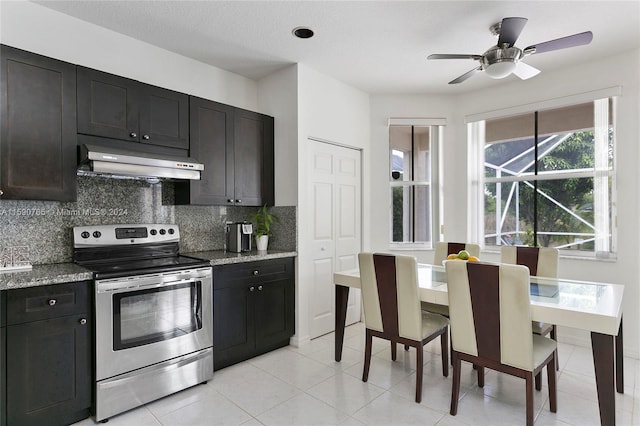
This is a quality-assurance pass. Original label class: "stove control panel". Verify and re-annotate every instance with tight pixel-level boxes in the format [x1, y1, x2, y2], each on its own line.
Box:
[73, 224, 180, 247]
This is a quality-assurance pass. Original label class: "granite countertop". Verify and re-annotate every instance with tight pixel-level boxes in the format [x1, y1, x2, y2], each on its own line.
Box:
[183, 249, 297, 265]
[0, 250, 297, 291]
[0, 263, 93, 291]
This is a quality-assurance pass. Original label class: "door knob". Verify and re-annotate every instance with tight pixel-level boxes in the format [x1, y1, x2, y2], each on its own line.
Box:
[48, 299, 57, 306]
[249, 286, 256, 292]
[258, 285, 263, 291]
[143, 134, 150, 140]
[130, 132, 137, 138]
[79, 318, 87, 325]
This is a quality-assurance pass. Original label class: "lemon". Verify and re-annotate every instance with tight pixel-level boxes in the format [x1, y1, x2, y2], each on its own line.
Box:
[447, 253, 457, 260]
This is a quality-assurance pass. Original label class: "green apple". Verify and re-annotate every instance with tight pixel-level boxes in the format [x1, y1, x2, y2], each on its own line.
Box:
[457, 250, 470, 260]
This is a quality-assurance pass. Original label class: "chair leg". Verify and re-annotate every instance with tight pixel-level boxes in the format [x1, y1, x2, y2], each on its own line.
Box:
[415, 344, 423, 403]
[362, 330, 373, 382]
[551, 325, 559, 370]
[391, 341, 397, 361]
[535, 371, 542, 391]
[441, 331, 449, 377]
[450, 352, 461, 416]
[525, 372, 534, 426]
[477, 366, 484, 388]
[547, 355, 558, 413]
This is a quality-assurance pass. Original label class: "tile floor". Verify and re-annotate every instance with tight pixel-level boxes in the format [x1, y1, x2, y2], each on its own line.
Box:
[74, 322, 640, 425]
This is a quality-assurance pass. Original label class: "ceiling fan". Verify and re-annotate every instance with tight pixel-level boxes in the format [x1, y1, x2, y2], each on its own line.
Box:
[428, 17, 593, 84]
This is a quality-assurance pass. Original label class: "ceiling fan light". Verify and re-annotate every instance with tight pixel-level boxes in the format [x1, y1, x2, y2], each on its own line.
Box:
[484, 60, 517, 79]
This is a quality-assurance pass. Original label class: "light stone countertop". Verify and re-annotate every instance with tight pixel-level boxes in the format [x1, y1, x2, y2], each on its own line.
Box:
[183, 249, 297, 266]
[0, 250, 297, 291]
[0, 263, 93, 290]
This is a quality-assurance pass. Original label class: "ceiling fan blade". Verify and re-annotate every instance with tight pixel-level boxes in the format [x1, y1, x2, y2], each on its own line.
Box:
[525, 31, 593, 55]
[512, 61, 541, 80]
[449, 67, 482, 84]
[497, 17, 528, 47]
[428, 54, 482, 60]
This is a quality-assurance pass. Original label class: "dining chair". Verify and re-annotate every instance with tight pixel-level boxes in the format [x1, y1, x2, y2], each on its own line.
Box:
[501, 245, 560, 372]
[358, 252, 449, 403]
[445, 260, 557, 426]
[422, 242, 481, 317]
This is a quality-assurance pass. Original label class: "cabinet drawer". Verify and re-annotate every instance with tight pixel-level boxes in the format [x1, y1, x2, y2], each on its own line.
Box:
[214, 258, 293, 289]
[6, 281, 90, 325]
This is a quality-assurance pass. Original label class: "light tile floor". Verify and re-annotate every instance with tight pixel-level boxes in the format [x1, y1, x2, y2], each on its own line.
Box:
[74, 322, 640, 425]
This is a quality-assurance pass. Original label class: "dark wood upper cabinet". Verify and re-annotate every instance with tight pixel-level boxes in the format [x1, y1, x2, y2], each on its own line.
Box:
[173, 97, 274, 206]
[0, 45, 77, 201]
[77, 66, 189, 150]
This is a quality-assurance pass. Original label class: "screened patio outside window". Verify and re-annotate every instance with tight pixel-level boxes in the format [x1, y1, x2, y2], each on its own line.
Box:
[471, 97, 616, 257]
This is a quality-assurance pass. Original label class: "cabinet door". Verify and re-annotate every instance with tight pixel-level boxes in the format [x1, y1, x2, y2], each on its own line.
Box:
[233, 109, 274, 206]
[181, 97, 235, 205]
[139, 84, 189, 150]
[0, 45, 77, 201]
[77, 66, 139, 142]
[6, 315, 91, 426]
[254, 276, 295, 354]
[1, 326, 5, 426]
[213, 286, 255, 370]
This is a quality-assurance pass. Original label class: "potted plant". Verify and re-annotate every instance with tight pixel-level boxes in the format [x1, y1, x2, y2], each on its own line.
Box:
[250, 205, 279, 251]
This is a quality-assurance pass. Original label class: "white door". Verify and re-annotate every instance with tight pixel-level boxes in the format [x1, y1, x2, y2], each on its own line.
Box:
[308, 139, 362, 339]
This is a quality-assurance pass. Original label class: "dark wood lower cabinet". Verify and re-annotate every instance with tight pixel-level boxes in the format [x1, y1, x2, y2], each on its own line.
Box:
[213, 258, 295, 370]
[0, 326, 5, 426]
[2, 282, 92, 426]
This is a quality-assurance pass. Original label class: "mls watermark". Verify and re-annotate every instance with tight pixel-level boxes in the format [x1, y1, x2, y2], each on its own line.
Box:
[0, 208, 128, 217]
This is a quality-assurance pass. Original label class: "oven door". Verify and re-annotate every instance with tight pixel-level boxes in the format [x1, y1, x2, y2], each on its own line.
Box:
[95, 267, 212, 381]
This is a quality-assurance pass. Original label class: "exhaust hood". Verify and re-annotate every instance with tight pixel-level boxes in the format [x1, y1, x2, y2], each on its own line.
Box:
[78, 144, 204, 182]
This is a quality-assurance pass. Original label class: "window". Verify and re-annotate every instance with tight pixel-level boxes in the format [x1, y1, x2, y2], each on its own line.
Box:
[389, 120, 443, 248]
[469, 97, 616, 257]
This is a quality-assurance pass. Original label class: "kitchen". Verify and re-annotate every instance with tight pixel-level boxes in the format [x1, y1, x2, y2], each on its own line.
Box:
[1, 1, 640, 425]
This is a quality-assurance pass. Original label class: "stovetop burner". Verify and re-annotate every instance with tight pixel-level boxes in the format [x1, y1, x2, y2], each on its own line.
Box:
[72, 224, 210, 279]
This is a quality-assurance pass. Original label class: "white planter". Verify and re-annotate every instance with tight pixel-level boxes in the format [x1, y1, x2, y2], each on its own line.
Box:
[255, 235, 269, 251]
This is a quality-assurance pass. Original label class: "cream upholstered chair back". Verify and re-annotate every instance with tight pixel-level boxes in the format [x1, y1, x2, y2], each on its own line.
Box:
[501, 246, 559, 278]
[358, 253, 423, 342]
[445, 260, 536, 371]
[434, 242, 480, 264]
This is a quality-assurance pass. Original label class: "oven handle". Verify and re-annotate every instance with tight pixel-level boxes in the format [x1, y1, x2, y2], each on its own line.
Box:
[97, 348, 213, 389]
[96, 275, 211, 293]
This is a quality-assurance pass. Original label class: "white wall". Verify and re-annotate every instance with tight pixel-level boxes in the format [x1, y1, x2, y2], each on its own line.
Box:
[0, 0, 259, 111]
[258, 65, 299, 207]
[369, 50, 640, 357]
[295, 64, 370, 346]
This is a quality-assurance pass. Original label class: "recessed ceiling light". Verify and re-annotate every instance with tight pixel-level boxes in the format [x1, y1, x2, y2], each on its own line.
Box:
[292, 27, 314, 39]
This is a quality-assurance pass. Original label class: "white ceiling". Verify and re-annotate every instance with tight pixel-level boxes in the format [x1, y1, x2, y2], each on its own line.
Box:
[34, 0, 640, 95]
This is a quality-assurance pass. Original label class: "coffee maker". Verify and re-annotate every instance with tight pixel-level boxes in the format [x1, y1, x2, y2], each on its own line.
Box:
[226, 222, 253, 252]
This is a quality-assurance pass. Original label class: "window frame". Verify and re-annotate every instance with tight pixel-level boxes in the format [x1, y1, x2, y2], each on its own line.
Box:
[467, 91, 619, 259]
[388, 118, 444, 250]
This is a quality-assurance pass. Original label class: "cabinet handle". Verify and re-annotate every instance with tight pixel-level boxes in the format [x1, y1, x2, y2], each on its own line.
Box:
[143, 134, 150, 140]
[79, 318, 87, 325]
[130, 132, 137, 138]
[249, 286, 255, 292]
[227, 199, 234, 203]
[236, 199, 242, 203]
[258, 285, 263, 291]
[253, 270, 259, 276]
[48, 299, 57, 306]
[0, 189, 3, 196]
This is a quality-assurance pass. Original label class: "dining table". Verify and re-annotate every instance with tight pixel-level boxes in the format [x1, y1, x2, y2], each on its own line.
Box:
[333, 262, 624, 426]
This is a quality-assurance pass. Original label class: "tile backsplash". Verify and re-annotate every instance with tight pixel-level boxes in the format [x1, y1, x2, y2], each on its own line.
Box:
[0, 177, 296, 265]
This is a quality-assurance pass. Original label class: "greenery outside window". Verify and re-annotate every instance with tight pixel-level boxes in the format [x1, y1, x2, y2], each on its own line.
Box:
[470, 97, 616, 257]
[389, 120, 443, 249]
